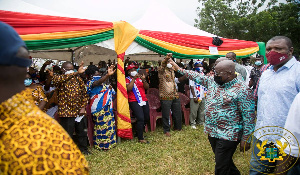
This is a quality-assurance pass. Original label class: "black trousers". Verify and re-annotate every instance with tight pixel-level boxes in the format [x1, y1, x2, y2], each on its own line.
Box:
[161, 99, 182, 133]
[60, 117, 88, 153]
[129, 101, 150, 140]
[208, 136, 241, 175]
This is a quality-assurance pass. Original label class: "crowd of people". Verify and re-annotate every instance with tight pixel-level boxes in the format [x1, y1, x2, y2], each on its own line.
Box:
[1, 21, 300, 175]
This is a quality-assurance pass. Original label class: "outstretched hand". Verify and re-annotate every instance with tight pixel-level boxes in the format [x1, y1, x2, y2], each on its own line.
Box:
[140, 74, 146, 81]
[48, 70, 54, 77]
[78, 61, 86, 74]
[168, 59, 180, 71]
[107, 65, 116, 76]
[43, 60, 52, 66]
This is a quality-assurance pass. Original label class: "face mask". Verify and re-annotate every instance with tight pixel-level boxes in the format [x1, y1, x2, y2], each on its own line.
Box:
[266, 51, 289, 65]
[130, 71, 138, 77]
[195, 67, 203, 73]
[166, 63, 172, 69]
[24, 78, 32, 87]
[244, 62, 250, 66]
[65, 70, 74, 75]
[214, 75, 224, 86]
[255, 61, 262, 66]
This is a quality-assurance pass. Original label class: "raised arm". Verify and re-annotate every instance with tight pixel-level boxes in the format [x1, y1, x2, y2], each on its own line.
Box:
[92, 65, 115, 88]
[126, 74, 139, 92]
[169, 59, 210, 88]
[140, 74, 149, 90]
[52, 61, 86, 87]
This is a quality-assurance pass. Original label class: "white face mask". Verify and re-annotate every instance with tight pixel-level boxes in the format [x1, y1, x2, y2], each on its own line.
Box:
[65, 70, 74, 75]
[166, 63, 172, 69]
[130, 71, 138, 77]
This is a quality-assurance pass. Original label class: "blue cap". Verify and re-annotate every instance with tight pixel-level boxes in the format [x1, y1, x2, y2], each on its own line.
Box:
[0, 22, 32, 67]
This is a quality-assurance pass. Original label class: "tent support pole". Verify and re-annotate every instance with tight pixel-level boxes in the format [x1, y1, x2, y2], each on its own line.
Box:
[71, 49, 74, 64]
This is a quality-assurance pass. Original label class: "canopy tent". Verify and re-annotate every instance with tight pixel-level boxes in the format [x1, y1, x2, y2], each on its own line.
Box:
[133, 1, 216, 38]
[0, 10, 262, 139]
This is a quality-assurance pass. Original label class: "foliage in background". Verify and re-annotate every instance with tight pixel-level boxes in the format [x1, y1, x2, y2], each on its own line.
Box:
[195, 0, 300, 56]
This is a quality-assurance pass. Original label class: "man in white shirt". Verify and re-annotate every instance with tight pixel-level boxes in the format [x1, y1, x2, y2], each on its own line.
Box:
[274, 92, 300, 174]
[249, 36, 300, 175]
[242, 57, 253, 86]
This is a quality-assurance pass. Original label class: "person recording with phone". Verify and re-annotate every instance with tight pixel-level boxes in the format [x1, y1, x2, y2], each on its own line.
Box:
[126, 63, 150, 143]
[158, 53, 182, 137]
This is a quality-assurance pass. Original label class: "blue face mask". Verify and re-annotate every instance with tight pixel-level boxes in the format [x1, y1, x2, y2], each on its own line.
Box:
[24, 78, 32, 86]
[195, 67, 203, 72]
[255, 61, 262, 66]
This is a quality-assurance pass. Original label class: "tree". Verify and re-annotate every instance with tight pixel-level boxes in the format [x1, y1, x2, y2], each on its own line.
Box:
[195, 0, 300, 55]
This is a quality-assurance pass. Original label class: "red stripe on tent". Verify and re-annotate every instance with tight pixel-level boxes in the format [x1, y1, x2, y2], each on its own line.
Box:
[117, 82, 128, 99]
[117, 53, 125, 61]
[117, 64, 125, 74]
[139, 30, 258, 51]
[117, 112, 131, 123]
[0, 10, 113, 34]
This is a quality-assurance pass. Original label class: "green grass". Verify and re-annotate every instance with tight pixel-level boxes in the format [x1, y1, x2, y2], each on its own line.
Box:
[86, 125, 252, 175]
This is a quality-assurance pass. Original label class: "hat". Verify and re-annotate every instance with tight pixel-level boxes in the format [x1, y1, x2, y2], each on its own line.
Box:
[194, 61, 203, 67]
[126, 63, 138, 71]
[0, 22, 32, 67]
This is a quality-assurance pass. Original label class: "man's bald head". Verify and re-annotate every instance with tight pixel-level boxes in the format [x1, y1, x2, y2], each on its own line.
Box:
[215, 60, 235, 76]
[215, 57, 229, 66]
[61, 61, 74, 74]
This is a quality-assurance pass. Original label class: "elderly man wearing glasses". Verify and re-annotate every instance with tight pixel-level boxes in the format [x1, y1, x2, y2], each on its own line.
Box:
[168, 58, 255, 175]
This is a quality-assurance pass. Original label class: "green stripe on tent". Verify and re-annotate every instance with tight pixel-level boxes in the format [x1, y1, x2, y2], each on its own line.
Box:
[135, 36, 257, 59]
[25, 30, 114, 50]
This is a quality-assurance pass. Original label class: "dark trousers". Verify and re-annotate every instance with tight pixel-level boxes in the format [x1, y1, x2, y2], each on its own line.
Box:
[161, 98, 182, 133]
[60, 117, 88, 153]
[208, 136, 241, 175]
[129, 101, 150, 140]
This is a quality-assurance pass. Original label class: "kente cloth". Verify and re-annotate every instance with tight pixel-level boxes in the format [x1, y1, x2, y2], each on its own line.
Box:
[87, 76, 116, 150]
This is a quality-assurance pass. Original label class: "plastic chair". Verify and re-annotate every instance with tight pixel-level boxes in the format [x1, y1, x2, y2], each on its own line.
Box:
[178, 92, 190, 126]
[146, 94, 163, 131]
[184, 84, 190, 98]
[147, 88, 159, 98]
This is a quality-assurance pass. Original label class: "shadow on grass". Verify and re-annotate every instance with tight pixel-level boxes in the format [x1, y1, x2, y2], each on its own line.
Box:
[86, 125, 251, 175]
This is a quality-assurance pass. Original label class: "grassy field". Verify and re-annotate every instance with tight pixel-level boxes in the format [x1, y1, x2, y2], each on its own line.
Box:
[86, 125, 252, 175]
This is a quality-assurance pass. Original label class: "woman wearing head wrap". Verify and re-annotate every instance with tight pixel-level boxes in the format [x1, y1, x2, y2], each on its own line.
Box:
[85, 64, 116, 150]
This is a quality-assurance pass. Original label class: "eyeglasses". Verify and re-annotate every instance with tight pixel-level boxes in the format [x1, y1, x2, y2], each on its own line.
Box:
[214, 70, 230, 76]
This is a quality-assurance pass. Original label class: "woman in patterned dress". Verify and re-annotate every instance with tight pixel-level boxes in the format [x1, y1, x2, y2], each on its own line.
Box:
[24, 72, 48, 110]
[85, 65, 117, 150]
